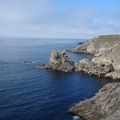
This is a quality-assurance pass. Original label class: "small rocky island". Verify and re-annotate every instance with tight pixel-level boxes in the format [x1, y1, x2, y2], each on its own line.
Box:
[40, 50, 75, 72]
[40, 35, 120, 120]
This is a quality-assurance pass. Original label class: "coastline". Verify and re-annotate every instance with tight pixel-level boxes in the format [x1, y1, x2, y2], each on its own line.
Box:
[40, 35, 120, 120]
[68, 35, 120, 120]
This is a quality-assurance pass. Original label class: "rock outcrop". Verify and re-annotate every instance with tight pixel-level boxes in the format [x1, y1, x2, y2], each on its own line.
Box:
[40, 50, 75, 72]
[71, 35, 120, 54]
[69, 83, 120, 120]
[39, 35, 120, 120]
[69, 35, 120, 120]
[70, 35, 120, 79]
[75, 59, 114, 77]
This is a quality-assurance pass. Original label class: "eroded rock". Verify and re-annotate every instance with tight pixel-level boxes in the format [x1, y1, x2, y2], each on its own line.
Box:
[40, 50, 75, 72]
[69, 83, 120, 120]
[75, 59, 114, 76]
[70, 35, 120, 79]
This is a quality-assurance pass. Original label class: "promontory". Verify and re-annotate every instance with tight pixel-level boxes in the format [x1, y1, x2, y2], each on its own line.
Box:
[39, 35, 120, 120]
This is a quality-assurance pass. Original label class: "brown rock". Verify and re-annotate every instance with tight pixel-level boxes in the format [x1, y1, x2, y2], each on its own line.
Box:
[75, 59, 114, 76]
[69, 83, 120, 120]
[40, 50, 75, 72]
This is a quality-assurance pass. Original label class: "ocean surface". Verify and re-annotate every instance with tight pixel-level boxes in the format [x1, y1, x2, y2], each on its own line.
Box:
[0, 38, 111, 120]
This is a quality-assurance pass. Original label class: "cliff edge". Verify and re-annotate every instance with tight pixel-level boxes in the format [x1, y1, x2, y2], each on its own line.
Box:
[71, 35, 120, 79]
[69, 83, 120, 120]
[69, 35, 120, 120]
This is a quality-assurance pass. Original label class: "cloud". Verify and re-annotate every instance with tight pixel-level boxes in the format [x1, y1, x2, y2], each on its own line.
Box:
[0, 0, 120, 38]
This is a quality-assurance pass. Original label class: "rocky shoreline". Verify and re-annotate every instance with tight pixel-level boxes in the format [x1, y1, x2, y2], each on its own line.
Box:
[69, 83, 120, 120]
[40, 35, 120, 120]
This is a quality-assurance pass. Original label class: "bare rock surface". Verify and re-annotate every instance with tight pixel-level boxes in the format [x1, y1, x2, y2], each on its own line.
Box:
[69, 35, 120, 120]
[40, 50, 75, 72]
[71, 35, 120, 79]
[105, 71, 120, 80]
[104, 110, 120, 120]
[71, 35, 120, 54]
[69, 83, 120, 120]
[39, 35, 120, 78]
[75, 59, 114, 76]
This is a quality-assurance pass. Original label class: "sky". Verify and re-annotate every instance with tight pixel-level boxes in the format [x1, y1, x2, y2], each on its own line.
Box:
[0, 0, 120, 38]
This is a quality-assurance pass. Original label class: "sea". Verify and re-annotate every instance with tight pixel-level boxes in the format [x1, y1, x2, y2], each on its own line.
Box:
[0, 38, 110, 120]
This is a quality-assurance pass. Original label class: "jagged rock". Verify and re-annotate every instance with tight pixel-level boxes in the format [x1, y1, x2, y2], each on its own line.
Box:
[49, 49, 70, 64]
[68, 35, 120, 120]
[105, 71, 120, 80]
[75, 59, 114, 76]
[70, 35, 120, 78]
[71, 35, 120, 54]
[40, 50, 75, 72]
[40, 49, 114, 75]
[69, 83, 120, 120]
[40, 35, 120, 78]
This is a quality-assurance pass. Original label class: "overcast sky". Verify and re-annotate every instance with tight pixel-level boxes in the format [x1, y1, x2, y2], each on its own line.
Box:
[0, 0, 120, 38]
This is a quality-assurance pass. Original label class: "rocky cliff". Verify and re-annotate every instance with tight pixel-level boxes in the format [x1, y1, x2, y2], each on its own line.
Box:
[40, 35, 120, 120]
[40, 36, 120, 79]
[71, 35, 120, 79]
[39, 50, 75, 72]
[69, 83, 120, 120]
[69, 35, 120, 120]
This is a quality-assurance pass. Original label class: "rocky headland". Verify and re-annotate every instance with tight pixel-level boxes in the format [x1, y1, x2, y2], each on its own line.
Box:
[69, 35, 120, 120]
[69, 83, 120, 120]
[40, 35, 120, 120]
[40, 35, 119, 79]
[71, 35, 120, 79]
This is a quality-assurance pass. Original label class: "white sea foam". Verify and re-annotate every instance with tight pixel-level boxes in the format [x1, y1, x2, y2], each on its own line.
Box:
[73, 116, 80, 120]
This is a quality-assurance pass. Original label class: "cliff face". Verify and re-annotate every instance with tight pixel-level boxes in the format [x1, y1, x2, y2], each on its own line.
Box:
[72, 35, 120, 54]
[69, 35, 120, 120]
[69, 83, 120, 120]
[71, 35, 120, 79]
[40, 35, 120, 79]
[39, 35, 120, 120]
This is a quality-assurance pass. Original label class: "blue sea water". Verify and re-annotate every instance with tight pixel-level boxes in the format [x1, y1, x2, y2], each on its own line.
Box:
[0, 38, 110, 120]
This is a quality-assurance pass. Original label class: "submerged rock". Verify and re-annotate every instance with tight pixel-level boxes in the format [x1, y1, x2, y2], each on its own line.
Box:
[21, 60, 35, 64]
[69, 83, 120, 120]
